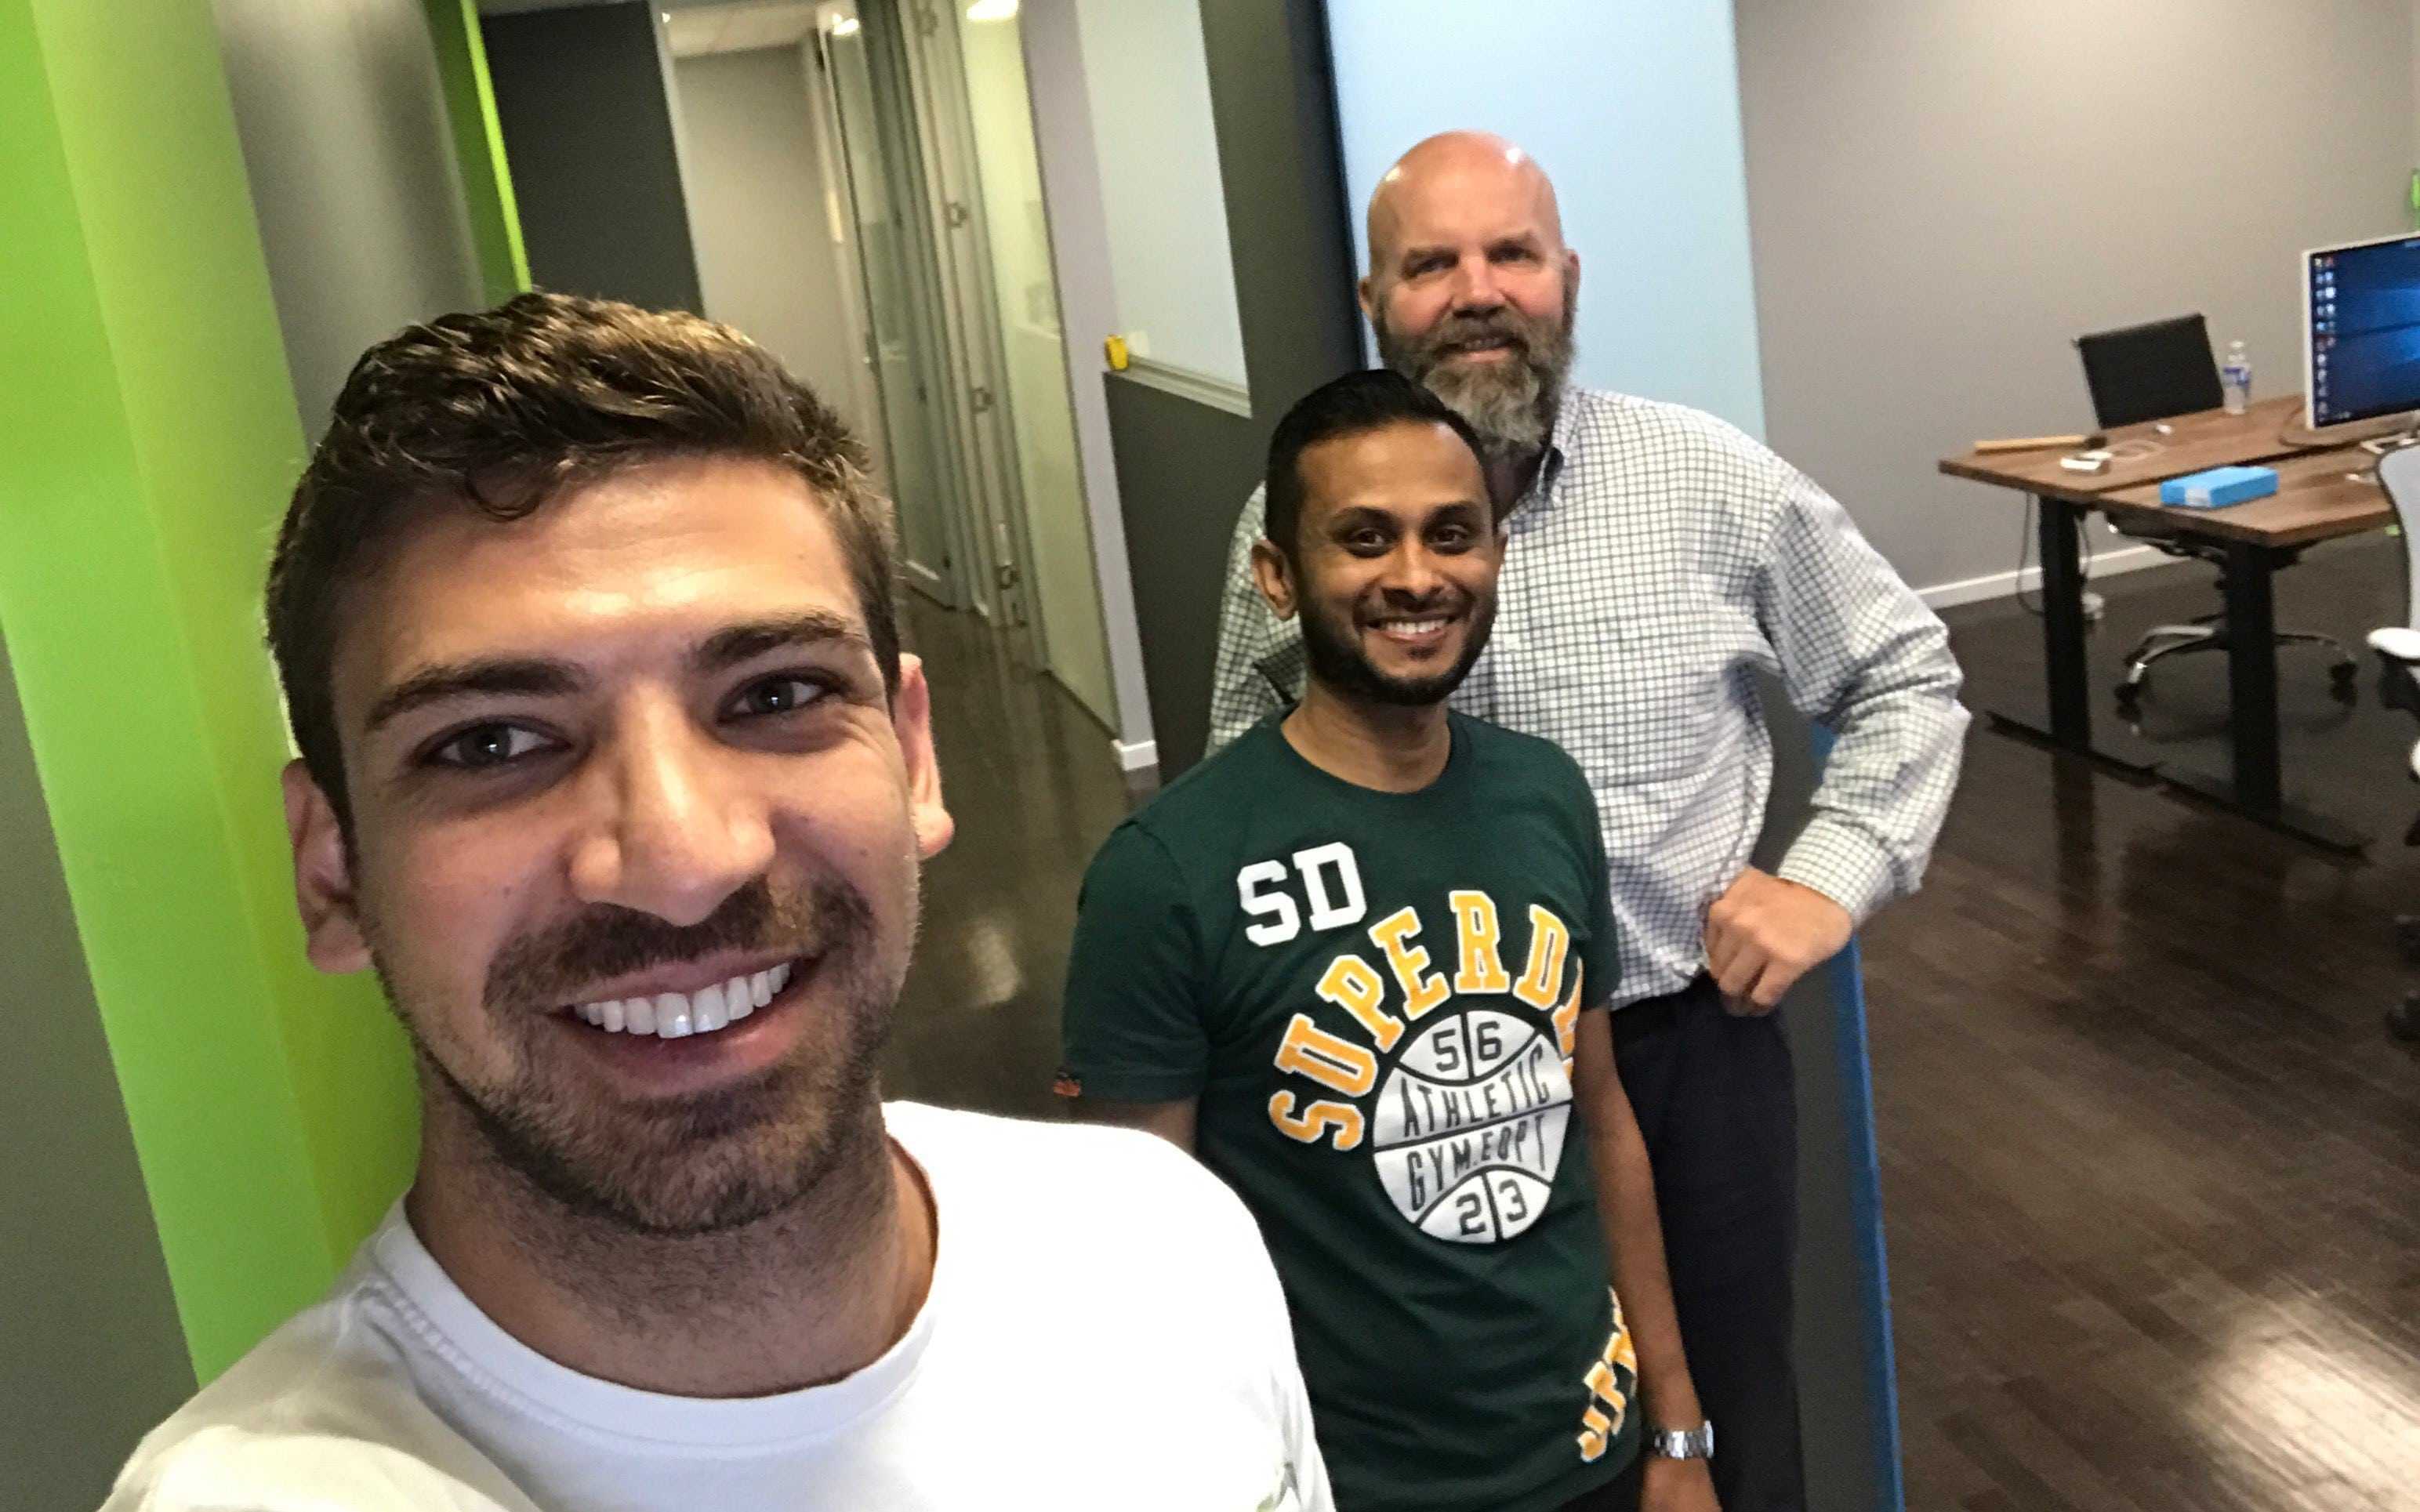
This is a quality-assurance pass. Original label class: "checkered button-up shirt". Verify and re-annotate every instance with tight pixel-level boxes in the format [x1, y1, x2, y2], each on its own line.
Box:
[1207, 386, 1969, 1007]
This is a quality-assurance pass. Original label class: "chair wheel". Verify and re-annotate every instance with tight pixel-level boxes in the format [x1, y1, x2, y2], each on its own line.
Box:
[2114, 681, 2142, 706]
[2331, 662, 2359, 687]
[2391, 994, 2420, 1043]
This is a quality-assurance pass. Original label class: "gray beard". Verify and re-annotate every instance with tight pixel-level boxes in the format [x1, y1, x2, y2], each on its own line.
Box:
[1375, 303, 1576, 462]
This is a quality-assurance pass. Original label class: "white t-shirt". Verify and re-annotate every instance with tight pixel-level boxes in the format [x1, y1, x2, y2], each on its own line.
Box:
[107, 1104, 1331, 1511]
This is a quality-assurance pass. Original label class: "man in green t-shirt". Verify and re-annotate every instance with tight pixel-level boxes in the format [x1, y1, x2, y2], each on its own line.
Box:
[1058, 372, 1716, 1512]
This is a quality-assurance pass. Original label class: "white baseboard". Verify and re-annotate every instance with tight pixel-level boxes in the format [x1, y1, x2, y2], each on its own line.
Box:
[1917, 542, 2173, 611]
[1112, 738, 1159, 773]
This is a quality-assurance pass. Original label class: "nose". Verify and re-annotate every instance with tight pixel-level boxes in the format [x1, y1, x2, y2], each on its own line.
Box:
[1449, 252, 1506, 314]
[565, 699, 775, 926]
[1382, 539, 1451, 602]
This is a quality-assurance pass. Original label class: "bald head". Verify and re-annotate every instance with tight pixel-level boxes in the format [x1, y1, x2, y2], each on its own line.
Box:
[1366, 132, 1565, 276]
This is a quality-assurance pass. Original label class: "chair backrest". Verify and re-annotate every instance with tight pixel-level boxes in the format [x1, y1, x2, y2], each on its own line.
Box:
[2075, 314, 2225, 430]
[2378, 444, 2420, 629]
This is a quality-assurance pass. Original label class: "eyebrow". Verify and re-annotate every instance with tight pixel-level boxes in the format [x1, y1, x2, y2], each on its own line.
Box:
[361, 614, 871, 736]
[364, 658, 585, 736]
[689, 611, 872, 675]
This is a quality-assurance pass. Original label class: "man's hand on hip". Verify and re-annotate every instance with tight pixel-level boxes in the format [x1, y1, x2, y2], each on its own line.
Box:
[1643, 1454, 1722, 1511]
[1703, 867, 1852, 1016]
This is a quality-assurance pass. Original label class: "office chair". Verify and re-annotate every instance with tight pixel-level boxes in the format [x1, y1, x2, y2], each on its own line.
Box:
[2075, 314, 2357, 709]
[2367, 446, 2420, 1043]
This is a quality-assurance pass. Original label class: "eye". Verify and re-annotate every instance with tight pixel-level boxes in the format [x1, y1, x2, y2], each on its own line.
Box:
[727, 674, 830, 720]
[1431, 524, 1475, 550]
[1491, 244, 1538, 265]
[427, 723, 557, 770]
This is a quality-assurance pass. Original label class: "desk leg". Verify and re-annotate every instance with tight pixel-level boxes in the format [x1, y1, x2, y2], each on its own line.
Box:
[2036, 495, 2092, 749]
[2154, 542, 2362, 853]
[2222, 542, 2282, 814]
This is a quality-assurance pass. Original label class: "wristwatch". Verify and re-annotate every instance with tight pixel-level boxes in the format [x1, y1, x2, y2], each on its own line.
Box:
[1645, 1421, 1715, 1460]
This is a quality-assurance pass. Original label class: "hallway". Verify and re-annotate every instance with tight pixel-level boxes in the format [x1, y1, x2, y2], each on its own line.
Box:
[882, 597, 1132, 1119]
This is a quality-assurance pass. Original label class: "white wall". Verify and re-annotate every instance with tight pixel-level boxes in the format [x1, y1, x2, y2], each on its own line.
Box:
[960, 9, 1119, 729]
[673, 45, 877, 451]
[212, 0, 486, 433]
[1015, 0, 1163, 757]
[1738, 0, 2415, 600]
[1325, 0, 1768, 435]
[1068, 0, 1248, 390]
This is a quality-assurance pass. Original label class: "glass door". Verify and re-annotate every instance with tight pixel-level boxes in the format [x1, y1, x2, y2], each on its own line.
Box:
[816, 2, 972, 607]
[937, 0, 1118, 727]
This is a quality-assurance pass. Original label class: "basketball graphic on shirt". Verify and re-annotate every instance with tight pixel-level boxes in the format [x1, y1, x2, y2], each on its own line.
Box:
[1371, 1008, 1573, 1244]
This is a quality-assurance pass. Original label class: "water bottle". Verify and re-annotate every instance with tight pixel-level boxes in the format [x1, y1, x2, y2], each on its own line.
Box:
[2222, 340, 2251, 415]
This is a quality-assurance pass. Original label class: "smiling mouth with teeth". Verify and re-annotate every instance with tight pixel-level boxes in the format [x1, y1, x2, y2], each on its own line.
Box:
[1367, 614, 1457, 643]
[568, 961, 795, 1041]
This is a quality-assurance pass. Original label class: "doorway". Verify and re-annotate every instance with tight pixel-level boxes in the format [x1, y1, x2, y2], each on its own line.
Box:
[658, 0, 1119, 730]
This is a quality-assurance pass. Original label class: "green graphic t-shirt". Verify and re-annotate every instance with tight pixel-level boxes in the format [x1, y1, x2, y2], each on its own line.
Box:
[1060, 713, 1641, 1512]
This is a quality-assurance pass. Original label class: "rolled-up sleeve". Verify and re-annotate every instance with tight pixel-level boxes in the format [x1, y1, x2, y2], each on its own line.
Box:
[1758, 467, 1969, 922]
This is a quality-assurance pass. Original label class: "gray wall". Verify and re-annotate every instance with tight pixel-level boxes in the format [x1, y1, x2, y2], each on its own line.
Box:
[1105, 0, 1362, 777]
[1737, 0, 2415, 597]
[673, 45, 873, 446]
[0, 631, 196, 1506]
[212, 0, 487, 433]
[484, 2, 704, 314]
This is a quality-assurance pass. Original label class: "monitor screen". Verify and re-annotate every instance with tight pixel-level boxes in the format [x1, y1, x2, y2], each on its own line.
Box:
[2307, 233, 2420, 430]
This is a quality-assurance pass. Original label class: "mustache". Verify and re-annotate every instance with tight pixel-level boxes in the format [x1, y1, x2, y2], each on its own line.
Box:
[1417, 307, 1547, 360]
[484, 878, 868, 1010]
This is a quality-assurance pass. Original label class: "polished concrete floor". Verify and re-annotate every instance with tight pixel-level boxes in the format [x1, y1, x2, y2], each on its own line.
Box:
[887, 551, 2420, 1510]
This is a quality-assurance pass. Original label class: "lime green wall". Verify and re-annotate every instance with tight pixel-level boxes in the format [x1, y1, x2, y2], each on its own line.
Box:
[426, 0, 531, 303]
[0, 0, 416, 1381]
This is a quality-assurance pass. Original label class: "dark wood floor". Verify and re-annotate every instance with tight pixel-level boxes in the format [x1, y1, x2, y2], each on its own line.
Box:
[1869, 536, 2420, 1512]
[890, 546, 2420, 1510]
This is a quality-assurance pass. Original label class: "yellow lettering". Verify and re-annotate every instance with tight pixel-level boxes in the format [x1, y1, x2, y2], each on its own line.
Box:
[1514, 905, 1572, 1010]
[1369, 907, 1450, 1020]
[1552, 966, 1584, 1061]
[1315, 953, 1402, 1052]
[1274, 1012, 1378, 1097]
[1449, 890, 1511, 994]
[1267, 1091, 1366, 1150]
[1577, 1404, 1613, 1462]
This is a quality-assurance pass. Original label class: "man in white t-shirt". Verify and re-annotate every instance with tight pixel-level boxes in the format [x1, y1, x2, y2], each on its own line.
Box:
[107, 293, 1330, 1512]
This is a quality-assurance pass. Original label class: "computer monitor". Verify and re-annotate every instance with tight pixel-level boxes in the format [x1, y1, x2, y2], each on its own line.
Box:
[2304, 231, 2420, 433]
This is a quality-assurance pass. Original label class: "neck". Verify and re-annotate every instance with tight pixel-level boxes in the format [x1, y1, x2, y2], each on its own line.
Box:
[1283, 678, 1453, 792]
[1486, 444, 1545, 517]
[405, 1095, 934, 1399]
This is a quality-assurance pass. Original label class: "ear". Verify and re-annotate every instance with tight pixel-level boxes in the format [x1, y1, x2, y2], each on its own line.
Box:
[1357, 273, 1380, 327]
[1562, 249, 1581, 311]
[890, 654, 954, 859]
[281, 760, 372, 974]
[1250, 536, 1299, 622]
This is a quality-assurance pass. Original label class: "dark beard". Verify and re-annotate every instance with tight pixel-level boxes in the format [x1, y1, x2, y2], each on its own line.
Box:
[384, 876, 898, 1238]
[1297, 589, 1496, 707]
[1375, 300, 1576, 460]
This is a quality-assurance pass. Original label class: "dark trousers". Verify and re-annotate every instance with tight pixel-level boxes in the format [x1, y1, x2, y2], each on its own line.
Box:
[1613, 974, 1805, 1512]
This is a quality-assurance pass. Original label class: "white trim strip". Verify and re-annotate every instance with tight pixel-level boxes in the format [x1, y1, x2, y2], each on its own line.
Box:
[1112, 738, 1160, 773]
[1116, 357, 1254, 418]
[1916, 543, 2169, 611]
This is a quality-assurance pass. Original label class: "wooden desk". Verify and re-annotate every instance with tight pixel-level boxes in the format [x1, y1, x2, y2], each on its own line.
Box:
[2096, 449, 2385, 843]
[1939, 395, 2384, 850]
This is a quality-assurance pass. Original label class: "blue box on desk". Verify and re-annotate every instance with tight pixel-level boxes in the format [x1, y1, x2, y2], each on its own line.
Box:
[2158, 465, 2277, 509]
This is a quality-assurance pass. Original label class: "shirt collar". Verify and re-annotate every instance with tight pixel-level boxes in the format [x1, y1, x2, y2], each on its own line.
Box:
[1515, 385, 1582, 514]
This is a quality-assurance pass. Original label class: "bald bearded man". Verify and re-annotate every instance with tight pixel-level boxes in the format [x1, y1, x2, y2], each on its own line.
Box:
[1208, 133, 1968, 1512]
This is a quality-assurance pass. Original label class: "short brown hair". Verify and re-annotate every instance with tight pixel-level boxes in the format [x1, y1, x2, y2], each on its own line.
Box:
[267, 291, 899, 830]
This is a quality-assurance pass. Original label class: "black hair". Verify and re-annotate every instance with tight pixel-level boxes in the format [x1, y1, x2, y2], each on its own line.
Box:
[1261, 369, 1488, 560]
